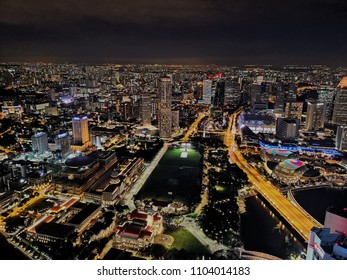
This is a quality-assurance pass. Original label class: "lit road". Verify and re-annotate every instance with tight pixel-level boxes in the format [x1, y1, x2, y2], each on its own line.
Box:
[225, 110, 321, 242]
[182, 112, 208, 142]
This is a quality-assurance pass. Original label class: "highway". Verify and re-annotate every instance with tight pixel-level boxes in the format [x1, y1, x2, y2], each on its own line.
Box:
[182, 112, 208, 142]
[225, 110, 321, 242]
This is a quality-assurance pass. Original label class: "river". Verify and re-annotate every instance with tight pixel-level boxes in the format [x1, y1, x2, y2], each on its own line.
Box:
[240, 195, 305, 259]
[0, 233, 28, 260]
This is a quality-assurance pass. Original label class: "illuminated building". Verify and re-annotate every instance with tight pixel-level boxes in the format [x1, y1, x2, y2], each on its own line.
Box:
[307, 208, 347, 260]
[276, 118, 299, 140]
[305, 100, 325, 131]
[224, 79, 241, 109]
[336, 125, 347, 151]
[158, 77, 172, 138]
[324, 207, 347, 234]
[240, 112, 276, 134]
[332, 76, 347, 125]
[114, 209, 163, 250]
[213, 81, 225, 110]
[250, 82, 268, 108]
[201, 79, 212, 104]
[31, 132, 49, 154]
[284, 102, 303, 119]
[272, 159, 307, 184]
[72, 115, 89, 145]
[55, 132, 71, 155]
[172, 110, 180, 132]
[260, 148, 295, 162]
[259, 140, 343, 158]
[140, 91, 152, 126]
[318, 88, 336, 122]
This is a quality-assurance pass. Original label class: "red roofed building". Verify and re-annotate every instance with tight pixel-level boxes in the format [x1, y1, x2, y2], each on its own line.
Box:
[114, 209, 163, 250]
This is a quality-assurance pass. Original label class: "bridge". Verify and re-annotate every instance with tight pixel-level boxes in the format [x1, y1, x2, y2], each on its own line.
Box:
[225, 110, 322, 242]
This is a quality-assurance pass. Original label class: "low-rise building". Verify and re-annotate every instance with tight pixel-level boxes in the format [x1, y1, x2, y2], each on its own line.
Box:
[114, 209, 163, 250]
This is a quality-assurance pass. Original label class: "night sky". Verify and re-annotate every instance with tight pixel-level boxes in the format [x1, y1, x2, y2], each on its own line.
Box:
[0, 0, 346, 65]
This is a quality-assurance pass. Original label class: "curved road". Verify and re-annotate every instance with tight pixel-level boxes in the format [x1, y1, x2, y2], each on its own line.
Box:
[226, 111, 321, 242]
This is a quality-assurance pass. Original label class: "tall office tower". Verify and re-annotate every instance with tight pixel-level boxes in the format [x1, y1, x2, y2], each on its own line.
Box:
[202, 79, 212, 104]
[158, 77, 172, 138]
[305, 100, 325, 131]
[306, 208, 347, 260]
[318, 88, 336, 122]
[250, 82, 268, 108]
[72, 115, 89, 145]
[276, 118, 300, 140]
[141, 92, 152, 126]
[31, 132, 49, 154]
[274, 92, 285, 113]
[213, 81, 225, 109]
[196, 81, 203, 100]
[172, 110, 180, 132]
[287, 83, 297, 102]
[336, 125, 347, 150]
[224, 79, 241, 108]
[55, 132, 71, 155]
[284, 101, 303, 119]
[332, 77, 347, 125]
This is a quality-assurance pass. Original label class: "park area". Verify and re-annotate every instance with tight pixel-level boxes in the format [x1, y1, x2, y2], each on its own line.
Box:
[163, 226, 209, 256]
[137, 145, 202, 204]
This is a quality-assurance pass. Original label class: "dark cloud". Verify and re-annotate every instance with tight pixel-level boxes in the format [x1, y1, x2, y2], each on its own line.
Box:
[0, 0, 346, 65]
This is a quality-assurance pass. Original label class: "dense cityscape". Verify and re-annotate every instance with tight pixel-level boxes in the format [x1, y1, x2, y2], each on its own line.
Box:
[0, 63, 346, 260]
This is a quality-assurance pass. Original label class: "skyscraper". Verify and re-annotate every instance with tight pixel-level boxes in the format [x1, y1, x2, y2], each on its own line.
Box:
[141, 92, 152, 126]
[284, 102, 303, 119]
[305, 100, 325, 131]
[213, 81, 225, 110]
[201, 79, 212, 104]
[224, 79, 241, 109]
[55, 132, 71, 155]
[276, 118, 299, 140]
[318, 88, 336, 122]
[72, 116, 89, 145]
[336, 125, 347, 151]
[31, 132, 49, 154]
[158, 77, 172, 138]
[332, 77, 347, 125]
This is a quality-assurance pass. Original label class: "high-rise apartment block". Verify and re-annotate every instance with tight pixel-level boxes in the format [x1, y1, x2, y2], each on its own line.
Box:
[332, 77, 347, 125]
[305, 100, 325, 131]
[72, 115, 89, 145]
[55, 132, 71, 155]
[141, 92, 152, 126]
[158, 77, 172, 138]
[276, 118, 299, 140]
[31, 132, 49, 154]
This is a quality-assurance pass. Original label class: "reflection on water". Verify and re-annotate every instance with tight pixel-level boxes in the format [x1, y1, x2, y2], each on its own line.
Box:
[240, 195, 305, 260]
[0, 233, 28, 260]
[294, 188, 347, 224]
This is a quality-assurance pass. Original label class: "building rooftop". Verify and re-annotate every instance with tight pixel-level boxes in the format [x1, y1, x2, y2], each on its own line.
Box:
[281, 159, 305, 171]
[65, 155, 95, 168]
[68, 203, 100, 226]
[35, 222, 75, 239]
[338, 77, 347, 89]
[265, 148, 293, 157]
[128, 209, 148, 221]
[327, 206, 347, 219]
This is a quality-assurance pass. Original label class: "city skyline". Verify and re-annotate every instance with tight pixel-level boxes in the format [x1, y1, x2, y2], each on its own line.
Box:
[0, 0, 346, 65]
